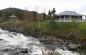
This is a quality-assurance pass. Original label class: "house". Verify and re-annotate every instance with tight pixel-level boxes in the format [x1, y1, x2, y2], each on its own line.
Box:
[9, 14, 17, 19]
[9, 14, 18, 22]
[56, 11, 85, 22]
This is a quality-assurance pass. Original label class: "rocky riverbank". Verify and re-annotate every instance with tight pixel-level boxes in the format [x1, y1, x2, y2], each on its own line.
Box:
[0, 26, 81, 51]
[0, 26, 29, 35]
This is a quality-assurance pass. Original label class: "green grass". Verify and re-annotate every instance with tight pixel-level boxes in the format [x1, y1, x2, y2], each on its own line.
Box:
[31, 22, 80, 32]
[79, 22, 86, 30]
[2, 20, 86, 32]
[32, 22, 86, 31]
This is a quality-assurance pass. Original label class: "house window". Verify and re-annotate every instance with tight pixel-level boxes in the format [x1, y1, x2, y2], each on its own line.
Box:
[65, 15, 68, 18]
[79, 16, 82, 18]
[61, 16, 64, 18]
[57, 16, 60, 18]
[79, 16, 82, 20]
[71, 16, 75, 18]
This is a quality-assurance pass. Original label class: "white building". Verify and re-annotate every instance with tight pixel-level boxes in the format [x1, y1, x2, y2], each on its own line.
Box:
[56, 11, 86, 22]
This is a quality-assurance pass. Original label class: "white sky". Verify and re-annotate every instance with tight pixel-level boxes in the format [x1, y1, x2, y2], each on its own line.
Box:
[0, 0, 86, 14]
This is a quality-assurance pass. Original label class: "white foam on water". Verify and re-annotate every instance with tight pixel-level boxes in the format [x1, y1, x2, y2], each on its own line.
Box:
[55, 48, 80, 55]
[0, 28, 80, 55]
[0, 28, 45, 55]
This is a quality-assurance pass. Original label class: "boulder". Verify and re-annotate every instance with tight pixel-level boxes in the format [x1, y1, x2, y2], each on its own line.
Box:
[67, 43, 77, 51]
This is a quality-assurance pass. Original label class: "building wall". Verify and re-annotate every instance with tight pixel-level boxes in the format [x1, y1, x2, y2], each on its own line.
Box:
[56, 15, 85, 22]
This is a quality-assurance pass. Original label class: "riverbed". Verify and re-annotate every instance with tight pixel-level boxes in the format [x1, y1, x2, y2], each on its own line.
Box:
[0, 28, 80, 55]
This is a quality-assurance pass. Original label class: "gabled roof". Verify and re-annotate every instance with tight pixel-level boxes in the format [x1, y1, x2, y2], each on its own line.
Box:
[57, 11, 84, 16]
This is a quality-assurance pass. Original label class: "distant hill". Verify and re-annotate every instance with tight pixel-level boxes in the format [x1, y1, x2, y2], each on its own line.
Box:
[0, 8, 24, 20]
[0, 8, 48, 21]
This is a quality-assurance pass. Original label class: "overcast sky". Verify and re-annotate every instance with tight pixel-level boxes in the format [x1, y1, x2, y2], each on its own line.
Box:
[0, 0, 86, 14]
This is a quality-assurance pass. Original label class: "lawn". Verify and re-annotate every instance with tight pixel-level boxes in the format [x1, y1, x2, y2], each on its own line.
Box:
[79, 22, 86, 30]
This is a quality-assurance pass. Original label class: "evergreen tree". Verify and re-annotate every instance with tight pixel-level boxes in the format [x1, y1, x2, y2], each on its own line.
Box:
[48, 8, 56, 21]
[48, 10, 51, 20]
[51, 8, 56, 21]
[51, 8, 56, 14]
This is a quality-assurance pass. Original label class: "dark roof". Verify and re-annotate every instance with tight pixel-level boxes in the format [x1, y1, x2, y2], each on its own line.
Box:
[57, 11, 84, 16]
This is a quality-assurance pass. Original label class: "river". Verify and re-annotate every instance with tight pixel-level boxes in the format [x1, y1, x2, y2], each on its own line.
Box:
[0, 28, 80, 55]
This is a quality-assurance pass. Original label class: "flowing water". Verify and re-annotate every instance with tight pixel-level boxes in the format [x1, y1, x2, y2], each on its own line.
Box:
[0, 28, 80, 55]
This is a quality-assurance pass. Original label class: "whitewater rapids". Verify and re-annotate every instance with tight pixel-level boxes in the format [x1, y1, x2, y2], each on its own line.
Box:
[0, 28, 79, 55]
